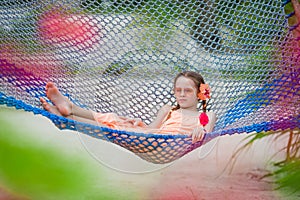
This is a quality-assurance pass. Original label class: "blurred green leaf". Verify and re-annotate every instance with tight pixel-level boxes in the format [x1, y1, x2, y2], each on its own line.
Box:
[273, 160, 300, 195]
[0, 114, 128, 200]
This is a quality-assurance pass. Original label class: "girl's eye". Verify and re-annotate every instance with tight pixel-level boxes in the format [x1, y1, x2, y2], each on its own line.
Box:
[175, 88, 181, 93]
[174, 88, 194, 95]
[184, 89, 193, 93]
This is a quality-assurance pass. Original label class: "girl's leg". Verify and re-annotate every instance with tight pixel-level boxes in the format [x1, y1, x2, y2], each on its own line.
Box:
[40, 97, 63, 116]
[41, 98, 102, 126]
[68, 115, 101, 126]
[42, 82, 95, 120]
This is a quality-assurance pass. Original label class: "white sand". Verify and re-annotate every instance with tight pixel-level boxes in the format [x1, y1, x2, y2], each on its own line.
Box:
[0, 105, 291, 200]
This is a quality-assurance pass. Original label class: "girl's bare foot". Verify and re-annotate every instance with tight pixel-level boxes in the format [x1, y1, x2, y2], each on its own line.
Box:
[45, 82, 72, 117]
[40, 97, 62, 116]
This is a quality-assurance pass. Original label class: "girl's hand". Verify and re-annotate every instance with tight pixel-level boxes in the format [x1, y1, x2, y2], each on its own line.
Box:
[124, 117, 143, 126]
[189, 126, 206, 143]
[131, 118, 143, 126]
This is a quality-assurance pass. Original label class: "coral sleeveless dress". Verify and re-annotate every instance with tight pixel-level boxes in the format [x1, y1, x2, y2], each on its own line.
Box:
[94, 109, 200, 135]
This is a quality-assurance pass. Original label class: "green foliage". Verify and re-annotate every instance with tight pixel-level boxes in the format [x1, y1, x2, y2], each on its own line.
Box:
[231, 129, 300, 197]
[103, 61, 133, 76]
[81, 0, 284, 51]
[284, 0, 299, 27]
[0, 114, 126, 200]
[80, 0, 282, 81]
[273, 160, 300, 195]
[0, 10, 45, 54]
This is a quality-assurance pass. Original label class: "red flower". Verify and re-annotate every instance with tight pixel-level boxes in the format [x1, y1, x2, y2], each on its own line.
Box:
[199, 112, 209, 126]
[198, 84, 211, 100]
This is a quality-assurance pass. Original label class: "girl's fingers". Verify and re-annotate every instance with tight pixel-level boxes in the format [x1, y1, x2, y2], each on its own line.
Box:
[195, 134, 201, 143]
[192, 131, 198, 143]
[191, 129, 204, 143]
[133, 118, 141, 126]
[192, 134, 196, 143]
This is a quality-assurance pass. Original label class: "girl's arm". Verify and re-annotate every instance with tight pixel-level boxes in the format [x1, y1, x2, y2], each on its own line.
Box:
[147, 104, 172, 129]
[204, 111, 217, 133]
[190, 111, 217, 143]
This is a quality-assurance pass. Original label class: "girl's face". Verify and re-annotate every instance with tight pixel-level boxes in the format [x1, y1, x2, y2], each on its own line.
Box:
[174, 76, 199, 110]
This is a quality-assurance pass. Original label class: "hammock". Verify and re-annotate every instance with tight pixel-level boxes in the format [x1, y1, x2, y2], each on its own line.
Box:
[0, 0, 299, 164]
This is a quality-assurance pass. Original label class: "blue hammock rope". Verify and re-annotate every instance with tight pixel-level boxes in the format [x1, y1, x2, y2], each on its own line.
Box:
[1, 1, 300, 164]
[1, 91, 299, 164]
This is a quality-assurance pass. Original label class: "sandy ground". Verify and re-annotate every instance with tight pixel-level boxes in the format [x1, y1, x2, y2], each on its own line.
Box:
[0, 105, 293, 200]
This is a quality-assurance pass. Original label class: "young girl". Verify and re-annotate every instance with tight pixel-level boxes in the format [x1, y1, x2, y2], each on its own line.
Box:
[40, 71, 216, 143]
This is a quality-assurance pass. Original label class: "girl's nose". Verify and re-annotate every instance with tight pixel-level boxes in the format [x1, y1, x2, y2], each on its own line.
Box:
[180, 90, 185, 96]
